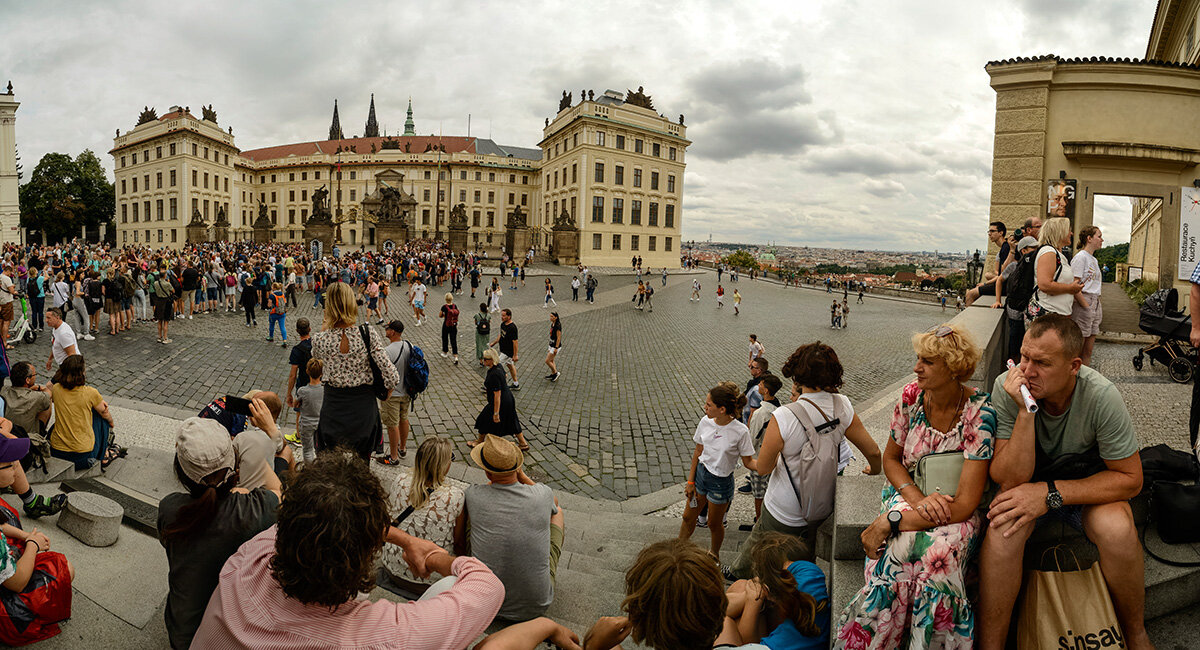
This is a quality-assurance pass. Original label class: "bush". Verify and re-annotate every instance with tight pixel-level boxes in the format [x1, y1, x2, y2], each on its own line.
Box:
[1122, 278, 1158, 306]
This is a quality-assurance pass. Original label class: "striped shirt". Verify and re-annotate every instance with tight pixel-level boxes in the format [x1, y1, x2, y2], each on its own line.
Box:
[191, 527, 504, 649]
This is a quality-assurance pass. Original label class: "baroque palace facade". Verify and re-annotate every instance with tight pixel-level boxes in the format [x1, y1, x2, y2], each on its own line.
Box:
[110, 88, 688, 266]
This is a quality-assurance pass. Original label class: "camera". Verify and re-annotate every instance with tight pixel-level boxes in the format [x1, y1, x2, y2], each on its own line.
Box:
[1013, 227, 1024, 239]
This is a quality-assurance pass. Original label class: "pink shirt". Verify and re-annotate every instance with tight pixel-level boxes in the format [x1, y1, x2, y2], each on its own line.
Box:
[192, 527, 504, 649]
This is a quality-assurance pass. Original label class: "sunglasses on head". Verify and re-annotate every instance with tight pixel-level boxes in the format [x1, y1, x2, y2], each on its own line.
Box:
[927, 325, 954, 338]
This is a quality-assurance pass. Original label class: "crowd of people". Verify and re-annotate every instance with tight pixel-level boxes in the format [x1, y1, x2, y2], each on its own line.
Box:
[0, 234, 1157, 649]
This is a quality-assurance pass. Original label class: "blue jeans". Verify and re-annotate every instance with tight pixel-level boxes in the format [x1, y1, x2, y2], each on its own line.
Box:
[50, 412, 111, 470]
[269, 313, 287, 341]
[586, 287, 595, 301]
[312, 290, 322, 308]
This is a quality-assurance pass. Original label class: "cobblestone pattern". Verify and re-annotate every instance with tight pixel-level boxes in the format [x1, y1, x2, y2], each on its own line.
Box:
[7, 270, 946, 500]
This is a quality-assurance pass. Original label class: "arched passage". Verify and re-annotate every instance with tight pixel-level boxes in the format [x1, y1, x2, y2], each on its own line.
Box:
[986, 56, 1200, 290]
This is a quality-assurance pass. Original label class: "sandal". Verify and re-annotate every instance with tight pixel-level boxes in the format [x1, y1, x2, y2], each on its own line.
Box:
[101, 444, 127, 469]
[518, 444, 531, 452]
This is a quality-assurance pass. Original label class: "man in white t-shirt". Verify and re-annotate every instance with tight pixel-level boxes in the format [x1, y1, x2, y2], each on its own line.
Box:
[45, 307, 78, 370]
[747, 334, 765, 368]
[410, 280, 427, 325]
[0, 264, 15, 344]
[1070, 226, 1104, 366]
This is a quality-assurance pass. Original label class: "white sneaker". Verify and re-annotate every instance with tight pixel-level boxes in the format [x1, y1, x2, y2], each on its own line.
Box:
[188, 315, 193, 320]
[440, 352, 448, 358]
[83, 334, 96, 341]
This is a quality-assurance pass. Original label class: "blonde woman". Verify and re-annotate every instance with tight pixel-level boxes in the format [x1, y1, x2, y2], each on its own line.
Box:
[310, 282, 399, 460]
[1026, 216, 1083, 322]
[381, 437, 466, 596]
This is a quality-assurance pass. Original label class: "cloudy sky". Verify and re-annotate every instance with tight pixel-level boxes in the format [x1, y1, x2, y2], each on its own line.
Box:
[0, 0, 1155, 252]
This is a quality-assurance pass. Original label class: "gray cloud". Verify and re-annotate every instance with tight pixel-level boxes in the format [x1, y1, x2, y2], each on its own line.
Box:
[862, 179, 906, 198]
[803, 143, 930, 176]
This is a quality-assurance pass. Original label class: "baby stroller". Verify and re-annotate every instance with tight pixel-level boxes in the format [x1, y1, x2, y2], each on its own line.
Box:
[1133, 288, 1194, 383]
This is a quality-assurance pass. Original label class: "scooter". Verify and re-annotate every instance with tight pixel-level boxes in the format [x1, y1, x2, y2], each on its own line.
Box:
[8, 294, 36, 345]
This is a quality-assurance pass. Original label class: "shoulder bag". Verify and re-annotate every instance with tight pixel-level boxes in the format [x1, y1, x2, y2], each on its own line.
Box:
[359, 325, 390, 400]
[913, 451, 967, 497]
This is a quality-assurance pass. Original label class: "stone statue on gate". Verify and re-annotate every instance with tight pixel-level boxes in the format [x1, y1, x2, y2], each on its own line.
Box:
[214, 205, 229, 226]
[312, 185, 330, 219]
[188, 208, 205, 225]
[506, 205, 527, 229]
[449, 203, 468, 229]
[553, 207, 576, 230]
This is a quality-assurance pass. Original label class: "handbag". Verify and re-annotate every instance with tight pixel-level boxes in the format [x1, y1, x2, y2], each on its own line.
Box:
[359, 325, 391, 401]
[1016, 547, 1123, 650]
[913, 451, 966, 497]
[1025, 247, 1062, 321]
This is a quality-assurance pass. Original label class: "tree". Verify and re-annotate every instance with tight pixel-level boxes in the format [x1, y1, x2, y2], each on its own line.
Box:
[19, 149, 114, 243]
[722, 250, 759, 270]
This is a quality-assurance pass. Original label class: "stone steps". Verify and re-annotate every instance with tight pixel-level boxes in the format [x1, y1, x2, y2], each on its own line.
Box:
[26, 455, 103, 484]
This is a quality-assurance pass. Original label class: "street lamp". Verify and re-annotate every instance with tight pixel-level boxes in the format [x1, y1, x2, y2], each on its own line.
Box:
[967, 250, 984, 287]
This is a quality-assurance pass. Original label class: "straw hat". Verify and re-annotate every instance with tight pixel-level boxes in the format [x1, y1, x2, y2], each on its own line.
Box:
[469, 434, 523, 475]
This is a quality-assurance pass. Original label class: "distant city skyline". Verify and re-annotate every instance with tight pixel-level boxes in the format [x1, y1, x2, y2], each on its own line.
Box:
[0, 0, 1152, 251]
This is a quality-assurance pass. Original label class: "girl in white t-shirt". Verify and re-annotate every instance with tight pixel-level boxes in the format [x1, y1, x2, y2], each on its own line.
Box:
[681, 382, 758, 558]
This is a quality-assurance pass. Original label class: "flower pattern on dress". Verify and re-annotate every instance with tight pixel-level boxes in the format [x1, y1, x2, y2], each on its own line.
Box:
[833, 382, 995, 650]
[380, 471, 467, 585]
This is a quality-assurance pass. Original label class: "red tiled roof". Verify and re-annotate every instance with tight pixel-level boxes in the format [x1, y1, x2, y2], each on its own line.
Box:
[159, 110, 194, 121]
[240, 135, 477, 162]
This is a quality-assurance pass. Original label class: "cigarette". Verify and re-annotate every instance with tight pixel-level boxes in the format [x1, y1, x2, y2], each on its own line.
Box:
[1006, 360, 1039, 413]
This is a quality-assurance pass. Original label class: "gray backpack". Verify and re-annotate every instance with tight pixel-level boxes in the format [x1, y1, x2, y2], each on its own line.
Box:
[778, 397, 849, 523]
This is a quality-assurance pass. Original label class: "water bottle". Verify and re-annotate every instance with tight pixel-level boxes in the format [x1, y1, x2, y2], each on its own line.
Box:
[689, 496, 698, 509]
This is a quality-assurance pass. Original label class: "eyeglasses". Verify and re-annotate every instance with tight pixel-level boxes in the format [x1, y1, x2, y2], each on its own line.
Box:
[927, 325, 954, 338]
[987, 229, 999, 233]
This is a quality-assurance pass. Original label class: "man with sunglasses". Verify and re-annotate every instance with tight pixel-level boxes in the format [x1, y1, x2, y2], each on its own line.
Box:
[965, 221, 1009, 306]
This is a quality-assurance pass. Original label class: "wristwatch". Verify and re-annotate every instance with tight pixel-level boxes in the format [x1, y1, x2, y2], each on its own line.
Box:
[1045, 480, 1064, 510]
[887, 510, 903, 537]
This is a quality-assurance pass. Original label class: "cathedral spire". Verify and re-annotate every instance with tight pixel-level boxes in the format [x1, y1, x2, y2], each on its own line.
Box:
[328, 99, 344, 140]
[364, 94, 379, 138]
[403, 97, 416, 136]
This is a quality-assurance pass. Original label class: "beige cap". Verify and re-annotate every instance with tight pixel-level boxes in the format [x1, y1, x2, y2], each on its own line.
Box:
[175, 417, 236, 484]
[470, 434, 523, 475]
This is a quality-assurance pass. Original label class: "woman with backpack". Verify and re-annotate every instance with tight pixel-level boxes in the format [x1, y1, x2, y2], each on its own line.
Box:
[1026, 216, 1084, 323]
[240, 268, 258, 328]
[727, 342, 882, 581]
[833, 325, 993, 649]
[223, 267, 237, 312]
[474, 302, 491, 366]
[266, 282, 287, 348]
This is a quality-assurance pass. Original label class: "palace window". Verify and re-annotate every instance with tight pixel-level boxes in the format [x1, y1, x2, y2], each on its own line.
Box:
[634, 139, 643, 153]
[652, 143, 660, 157]
[156, 199, 163, 220]
[507, 192, 514, 205]
[156, 172, 162, 189]
[156, 146, 162, 159]
[473, 210, 480, 227]
[509, 174, 516, 183]
[132, 203, 139, 221]
[614, 165, 624, 185]
[665, 236, 673, 251]
[521, 193, 527, 206]
[121, 204, 127, 223]
[593, 233, 602, 250]
[597, 131, 606, 146]
[423, 189, 431, 201]
[132, 177, 138, 192]
[632, 200, 643, 225]
[633, 169, 642, 188]
[651, 172, 659, 191]
[170, 169, 176, 186]
[594, 162, 604, 183]
[616, 135, 625, 150]
[488, 191, 495, 204]
[474, 190, 481, 202]
[631, 235, 639, 250]
[489, 173, 496, 182]
[170, 198, 177, 219]
[475, 172, 482, 181]
[665, 204, 675, 228]
[612, 198, 624, 223]
[649, 202, 659, 226]
[592, 196, 604, 222]
[612, 234, 621, 250]
[121, 180, 126, 194]
[571, 164, 577, 183]
[460, 189, 467, 202]
[170, 143, 177, 155]
[648, 236, 656, 251]
[422, 209, 430, 225]
[667, 175, 675, 193]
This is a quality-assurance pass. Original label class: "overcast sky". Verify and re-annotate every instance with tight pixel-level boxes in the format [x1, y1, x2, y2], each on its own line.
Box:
[0, 0, 1155, 252]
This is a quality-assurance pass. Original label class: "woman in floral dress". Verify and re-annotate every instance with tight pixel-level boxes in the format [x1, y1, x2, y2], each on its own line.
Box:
[835, 323, 995, 649]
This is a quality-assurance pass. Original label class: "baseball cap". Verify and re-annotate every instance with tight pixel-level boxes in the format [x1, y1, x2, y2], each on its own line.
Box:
[1017, 236, 1039, 250]
[385, 320, 405, 334]
[175, 417, 236, 483]
[0, 437, 30, 464]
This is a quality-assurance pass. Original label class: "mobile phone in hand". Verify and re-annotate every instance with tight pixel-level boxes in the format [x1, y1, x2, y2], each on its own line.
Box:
[224, 395, 252, 416]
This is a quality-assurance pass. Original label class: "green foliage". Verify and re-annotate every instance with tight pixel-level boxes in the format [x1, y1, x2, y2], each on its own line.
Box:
[812, 263, 854, 274]
[722, 250, 759, 270]
[1094, 242, 1128, 282]
[19, 150, 114, 242]
[1122, 278, 1157, 306]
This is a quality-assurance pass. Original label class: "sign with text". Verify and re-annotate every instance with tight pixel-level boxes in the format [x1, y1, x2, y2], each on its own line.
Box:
[1047, 179, 1076, 222]
[1180, 186, 1200, 281]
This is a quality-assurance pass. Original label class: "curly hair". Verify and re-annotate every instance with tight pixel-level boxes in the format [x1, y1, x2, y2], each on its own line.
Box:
[623, 538, 727, 649]
[709, 381, 747, 417]
[782, 342, 843, 392]
[270, 450, 390, 609]
[911, 324, 980, 382]
[750, 532, 826, 638]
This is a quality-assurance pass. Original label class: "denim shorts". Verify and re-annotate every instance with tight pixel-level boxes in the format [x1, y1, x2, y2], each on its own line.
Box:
[695, 463, 735, 505]
[120, 298, 132, 310]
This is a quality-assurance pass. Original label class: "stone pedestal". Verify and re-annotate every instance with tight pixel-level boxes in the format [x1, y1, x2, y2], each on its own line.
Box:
[304, 219, 334, 257]
[505, 227, 532, 262]
[375, 221, 408, 253]
[212, 224, 229, 242]
[252, 220, 273, 244]
[552, 228, 580, 265]
[447, 225, 468, 253]
[186, 223, 208, 244]
[57, 491, 123, 547]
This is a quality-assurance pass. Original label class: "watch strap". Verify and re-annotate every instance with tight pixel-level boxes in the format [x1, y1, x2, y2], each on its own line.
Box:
[888, 510, 902, 536]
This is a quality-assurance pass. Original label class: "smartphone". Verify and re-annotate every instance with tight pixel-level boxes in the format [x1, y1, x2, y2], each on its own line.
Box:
[224, 395, 252, 416]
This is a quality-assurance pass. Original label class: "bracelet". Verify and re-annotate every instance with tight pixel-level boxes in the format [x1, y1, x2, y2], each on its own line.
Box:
[897, 482, 915, 491]
[25, 539, 39, 553]
[686, 481, 694, 485]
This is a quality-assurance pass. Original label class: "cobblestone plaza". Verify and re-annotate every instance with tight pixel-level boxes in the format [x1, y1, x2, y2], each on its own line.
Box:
[10, 270, 956, 499]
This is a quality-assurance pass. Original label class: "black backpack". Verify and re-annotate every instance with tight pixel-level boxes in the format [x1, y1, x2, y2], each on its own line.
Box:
[476, 314, 490, 335]
[1004, 249, 1039, 313]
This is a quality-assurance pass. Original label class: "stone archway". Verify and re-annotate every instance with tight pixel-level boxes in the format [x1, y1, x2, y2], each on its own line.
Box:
[986, 56, 1200, 291]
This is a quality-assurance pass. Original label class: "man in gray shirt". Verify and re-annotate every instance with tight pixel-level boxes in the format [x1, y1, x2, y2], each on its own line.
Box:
[376, 320, 411, 465]
[456, 434, 564, 622]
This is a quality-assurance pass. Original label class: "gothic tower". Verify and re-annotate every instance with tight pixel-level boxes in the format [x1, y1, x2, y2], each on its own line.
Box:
[328, 99, 344, 140]
[403, 97, 416, 136]
[364, 94, 379, 138]
[0, 82, 19, 244]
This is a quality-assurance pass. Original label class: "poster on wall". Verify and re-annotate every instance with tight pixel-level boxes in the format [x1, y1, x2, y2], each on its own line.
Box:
[1047, 179, 1077, 222]
[1180, 186, 1200, 281]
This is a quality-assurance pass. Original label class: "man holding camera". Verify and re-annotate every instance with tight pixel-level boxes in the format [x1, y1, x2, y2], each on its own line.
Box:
[964, 222, 1009, 307]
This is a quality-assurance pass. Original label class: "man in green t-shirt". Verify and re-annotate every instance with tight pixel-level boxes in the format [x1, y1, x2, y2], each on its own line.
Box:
[978, 314, 1149, 650]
